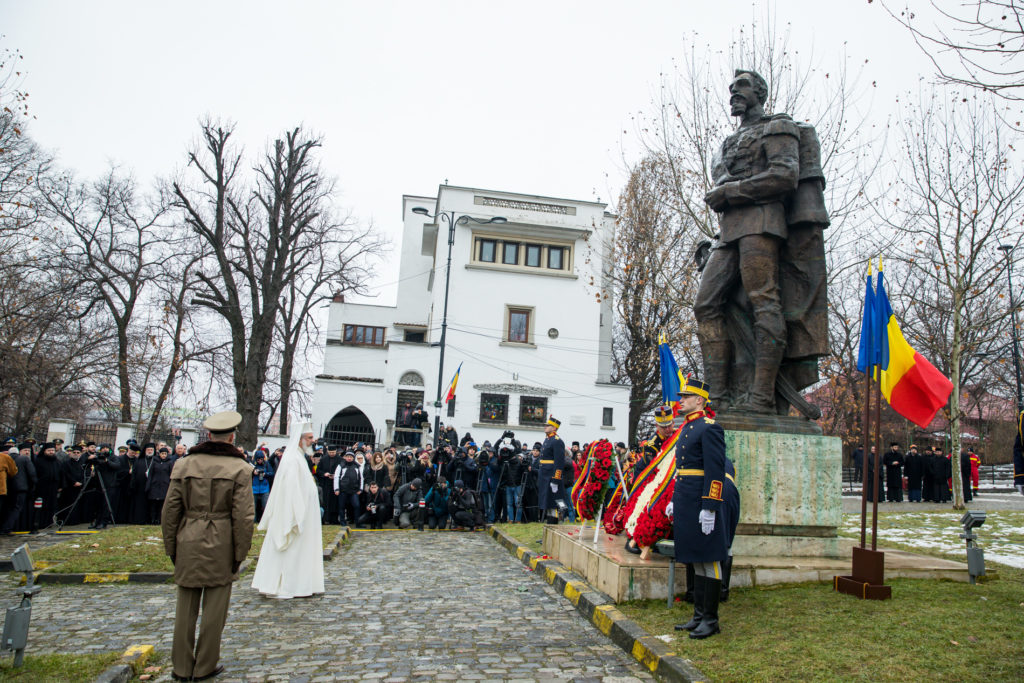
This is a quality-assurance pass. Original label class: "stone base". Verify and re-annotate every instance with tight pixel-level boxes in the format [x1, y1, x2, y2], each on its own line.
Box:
[543, 525, 969, 603]
[727, 425, 843, 556]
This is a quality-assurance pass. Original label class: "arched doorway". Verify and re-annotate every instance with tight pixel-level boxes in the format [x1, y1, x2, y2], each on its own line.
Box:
[324, 406, 376, 449]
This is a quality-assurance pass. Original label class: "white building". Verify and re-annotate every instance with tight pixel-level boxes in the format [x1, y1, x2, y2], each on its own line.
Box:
[311, 184, 630, 449]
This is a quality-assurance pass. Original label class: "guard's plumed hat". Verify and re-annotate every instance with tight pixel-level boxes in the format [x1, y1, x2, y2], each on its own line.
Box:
[203, 410, 242, 434]
[654, 404, 674, 425]
[679, 378, 710, 401]
[547, 416, 561, 429]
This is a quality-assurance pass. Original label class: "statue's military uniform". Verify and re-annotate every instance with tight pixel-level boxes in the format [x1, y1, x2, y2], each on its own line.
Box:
[695, 110, 801, 411]
[672, 409, 731, 564]
[537, 431, 565, 512]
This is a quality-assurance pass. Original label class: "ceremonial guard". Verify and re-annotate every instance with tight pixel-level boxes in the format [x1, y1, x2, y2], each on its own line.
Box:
[668, 378, 737, 639]
[162, 411, 254, 681]
[1014, 409, 1023, 496]
[536, 416, 566, 523]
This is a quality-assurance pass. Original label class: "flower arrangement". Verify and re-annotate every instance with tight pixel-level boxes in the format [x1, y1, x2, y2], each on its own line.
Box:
[570, 439, 614, 520]
[630, 478, 675, 548]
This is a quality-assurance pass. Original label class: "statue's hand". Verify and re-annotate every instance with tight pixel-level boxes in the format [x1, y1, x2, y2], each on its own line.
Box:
[704, 185, 729, 212]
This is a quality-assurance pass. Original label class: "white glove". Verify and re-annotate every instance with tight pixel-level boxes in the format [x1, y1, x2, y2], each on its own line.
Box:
[699, 509, 715, 535]
[665, 502, 674, 518]
[1017, 484, 1024, 496]
[550, 483, 559, 493]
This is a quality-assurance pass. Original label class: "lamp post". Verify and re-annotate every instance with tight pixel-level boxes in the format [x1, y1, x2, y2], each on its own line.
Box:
[998, 244, 1023, 412]
[412, 206, 506, 447]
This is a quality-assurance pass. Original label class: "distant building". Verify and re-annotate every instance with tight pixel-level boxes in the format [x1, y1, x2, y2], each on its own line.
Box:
[311, 184, 630, 448]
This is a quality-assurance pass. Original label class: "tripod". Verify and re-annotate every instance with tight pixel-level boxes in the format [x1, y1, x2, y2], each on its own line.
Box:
[57, 464, 116, 532]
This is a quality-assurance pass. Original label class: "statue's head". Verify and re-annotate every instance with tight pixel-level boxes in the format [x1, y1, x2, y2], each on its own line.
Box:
[729, 69, 768, 117]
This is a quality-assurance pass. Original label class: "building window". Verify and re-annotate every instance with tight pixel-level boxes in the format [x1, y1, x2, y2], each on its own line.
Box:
[520, 396, 548, 425]
[502, 242, 519, 265]
[507, 308, 531, 343]
[525, 244, 542, 267]
[404, 330, 425, 343]
[447, 396, 456, 418]
[602, 407, 613, 427]
[480, 393, 508, 423]
[343, 324, 385, 346]
[479, 239, 496, 263]
[548, 246, 564, 270]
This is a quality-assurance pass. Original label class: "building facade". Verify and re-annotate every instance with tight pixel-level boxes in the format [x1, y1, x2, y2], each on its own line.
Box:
[311, 185, 630, 449]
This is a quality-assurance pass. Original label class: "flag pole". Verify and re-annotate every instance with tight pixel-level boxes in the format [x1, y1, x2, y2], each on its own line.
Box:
[871, 365, 883, 550]
[860, 358, 871, 548]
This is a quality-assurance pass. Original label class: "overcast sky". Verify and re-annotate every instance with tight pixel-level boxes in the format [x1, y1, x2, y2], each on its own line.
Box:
[4, 0, 934, 305]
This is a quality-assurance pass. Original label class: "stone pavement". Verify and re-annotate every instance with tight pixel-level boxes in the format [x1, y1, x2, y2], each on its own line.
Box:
[10, 530, 652, 682]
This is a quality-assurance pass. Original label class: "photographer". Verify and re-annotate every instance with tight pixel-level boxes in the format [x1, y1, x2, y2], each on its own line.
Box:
[251, 449, 274, 522]
[333, 451, 362, 525]
[448, 479, 483, 530]
[446, 445, 478, 490]
[394, 449, 415, 487]
[58, 445, 86, 526]
[88, 443, 122, 529]
[356, 481, 391, 529]
[478, 447, 499, 523]
[424, 478, 450, 529]
[497, 438, 525, 523]
[392, 477, 424, 529]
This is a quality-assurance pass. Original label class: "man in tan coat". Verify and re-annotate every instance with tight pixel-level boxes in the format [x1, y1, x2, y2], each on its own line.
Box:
[162, 411, 254, 681]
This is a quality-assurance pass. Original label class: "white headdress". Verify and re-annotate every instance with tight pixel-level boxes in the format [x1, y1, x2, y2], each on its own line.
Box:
[257, 421, 318, 551]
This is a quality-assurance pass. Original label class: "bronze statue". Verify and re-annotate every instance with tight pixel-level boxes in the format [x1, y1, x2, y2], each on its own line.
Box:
[695, 69, 829, 417]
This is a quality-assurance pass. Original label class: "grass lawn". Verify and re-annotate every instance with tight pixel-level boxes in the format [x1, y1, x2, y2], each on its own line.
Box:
[495, 517, 1024, 681]
[0, 652, 121, 681]
[29, 524, 344, 574]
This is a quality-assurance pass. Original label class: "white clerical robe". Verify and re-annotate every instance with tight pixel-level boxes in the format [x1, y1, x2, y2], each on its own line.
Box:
[251, 438, 325, 598]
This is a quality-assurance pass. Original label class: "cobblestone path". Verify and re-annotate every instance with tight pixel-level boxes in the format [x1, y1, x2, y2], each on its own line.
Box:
[16, 530, 652, 682]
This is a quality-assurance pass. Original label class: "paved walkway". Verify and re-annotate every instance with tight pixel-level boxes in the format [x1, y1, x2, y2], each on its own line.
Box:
[14, 531, 651, 682]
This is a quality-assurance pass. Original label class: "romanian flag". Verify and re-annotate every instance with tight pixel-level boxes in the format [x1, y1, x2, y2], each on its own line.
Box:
[658, 333, 684, 411]
[444, 362, 462, 403]
[856, 268, 879, 373]
[875, 271, 953, 428]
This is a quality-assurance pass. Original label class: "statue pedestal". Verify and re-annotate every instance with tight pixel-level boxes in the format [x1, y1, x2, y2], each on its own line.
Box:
[718, 413, 843, 558]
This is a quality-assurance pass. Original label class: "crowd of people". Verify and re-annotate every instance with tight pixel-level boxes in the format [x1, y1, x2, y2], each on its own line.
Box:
[851, 442, 981, 503]
[0, 437, 184, 533]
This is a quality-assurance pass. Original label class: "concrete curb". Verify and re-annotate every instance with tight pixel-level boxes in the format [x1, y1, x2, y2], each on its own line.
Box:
[94, 644, 154, 683]
[486, 525, 709, 683]
[32, 557, 255, 585]
[323, 527, 351, 560]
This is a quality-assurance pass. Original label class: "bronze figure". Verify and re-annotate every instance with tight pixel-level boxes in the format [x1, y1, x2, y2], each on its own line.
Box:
[695, 69, 829, 417]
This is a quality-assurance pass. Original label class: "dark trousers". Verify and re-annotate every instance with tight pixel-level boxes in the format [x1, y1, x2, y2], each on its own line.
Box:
[338, 492, 360, 525]
[147, 497, 163, 525]
[357, 508, 390, 528]
[253, 492, 269, 522]
[93, 485, 118, 526]
[2, 491, 26, 532]
[451, 510, 476, 528]
[323, 486, 340, 524]
[428, 512, 449, 529]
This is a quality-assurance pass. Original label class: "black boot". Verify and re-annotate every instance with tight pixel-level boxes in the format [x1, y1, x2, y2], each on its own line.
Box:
[690, 577, 721, 639]
[719, 556, 732, 603]
[675, 574, 705, 631]
[684, 563, 696, 603]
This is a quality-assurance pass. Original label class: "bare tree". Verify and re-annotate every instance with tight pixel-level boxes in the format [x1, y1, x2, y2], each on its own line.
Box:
[173, 122, 380, 447]
[878, 89, 1024, 509]
[39, 168, 170, 423]
[883, 1, 1024, 102]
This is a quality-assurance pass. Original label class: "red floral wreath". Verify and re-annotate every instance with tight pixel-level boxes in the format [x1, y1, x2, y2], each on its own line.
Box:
[631, 478, 675, 548]
[571, 439, 614, 520]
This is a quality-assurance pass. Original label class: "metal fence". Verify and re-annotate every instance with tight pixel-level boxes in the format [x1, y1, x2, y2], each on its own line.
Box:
[70, 423, 118, 446]
[841, 463, 1014, 491]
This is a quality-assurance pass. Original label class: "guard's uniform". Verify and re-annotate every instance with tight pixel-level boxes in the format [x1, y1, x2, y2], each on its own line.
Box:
[672, 409, 729, 564]
[722, 457, 740, 548]
[537, 432, 565, 512]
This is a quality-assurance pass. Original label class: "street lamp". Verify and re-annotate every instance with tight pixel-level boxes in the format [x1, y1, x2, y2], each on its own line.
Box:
[998, 244, 1023, 412]
[412, 206, 507, 447]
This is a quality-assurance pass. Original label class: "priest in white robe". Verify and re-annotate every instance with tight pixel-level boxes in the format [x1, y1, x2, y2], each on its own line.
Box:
[251, 422, 325, 598]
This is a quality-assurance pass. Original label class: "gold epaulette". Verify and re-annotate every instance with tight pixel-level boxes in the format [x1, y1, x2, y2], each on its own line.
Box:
[704, 417, 715, 424]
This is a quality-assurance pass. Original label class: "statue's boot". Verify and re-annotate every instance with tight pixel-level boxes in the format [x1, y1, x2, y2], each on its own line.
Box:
[736, 336, 784, 414]
[699, 339, 733, 411]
